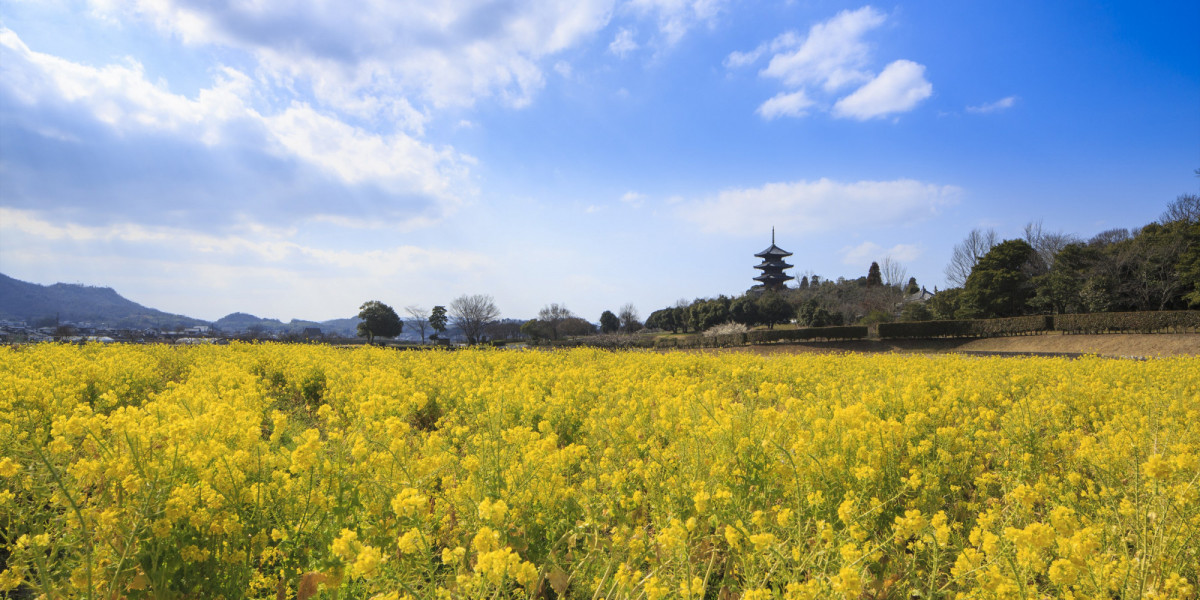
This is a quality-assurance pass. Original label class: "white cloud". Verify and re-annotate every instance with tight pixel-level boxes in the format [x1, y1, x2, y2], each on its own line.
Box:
[840, 241, 922, 266]
[609, 28, 639, 57]
[832, 59, 932, 120]
[679, 178, 961, 236]
[0, 28, 470, 228]
[757, 89, 816, 119]
[620, 191, 646, 207]
[85, 0, 618, 113]
[624, 0, 729, 47]
[966, 95, 1017, 114]
[724, 31, 801, 69]
[760, 7, 884, 92]
[736, 7, 932, 121]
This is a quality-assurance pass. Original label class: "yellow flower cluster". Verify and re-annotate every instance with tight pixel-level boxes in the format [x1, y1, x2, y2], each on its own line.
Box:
[0, 342, 1197, 599]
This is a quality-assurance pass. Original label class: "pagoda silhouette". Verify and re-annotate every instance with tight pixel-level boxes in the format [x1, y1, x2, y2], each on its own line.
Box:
[753, 228, 794, 291]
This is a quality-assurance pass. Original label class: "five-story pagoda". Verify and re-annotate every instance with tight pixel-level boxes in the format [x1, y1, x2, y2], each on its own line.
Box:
[753, 228, 794, 291]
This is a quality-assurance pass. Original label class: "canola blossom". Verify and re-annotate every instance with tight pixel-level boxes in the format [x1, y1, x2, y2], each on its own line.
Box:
[0, 343, 1197, 599]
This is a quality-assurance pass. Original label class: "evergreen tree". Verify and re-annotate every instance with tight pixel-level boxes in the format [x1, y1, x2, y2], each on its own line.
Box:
[866, 262, 883, 287]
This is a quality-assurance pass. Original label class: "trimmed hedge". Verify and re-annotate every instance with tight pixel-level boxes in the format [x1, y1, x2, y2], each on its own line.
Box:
[1052, 310, 1200, 334]
[877, 315, 1052, 339]
[746, 326, 869, 343]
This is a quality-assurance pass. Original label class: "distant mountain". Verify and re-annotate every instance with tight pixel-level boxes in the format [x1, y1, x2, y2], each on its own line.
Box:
[0, 273, 205, 329]
[0, 273, 495, 340]
[213, 312, 361, 337]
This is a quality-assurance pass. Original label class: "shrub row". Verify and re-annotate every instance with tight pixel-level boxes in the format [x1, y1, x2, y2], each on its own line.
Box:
[746, 326, 869, 343]
[877, 315, 1052, 339]
[553, 334, 657, 350]
[654, 334, 744, 349]
[1052, 310, 1200, 334]
[560, 310, 1199, 349]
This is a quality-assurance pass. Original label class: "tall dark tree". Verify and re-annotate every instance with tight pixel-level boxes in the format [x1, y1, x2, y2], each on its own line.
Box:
[356, 300, 402, 344]
[1031, 243, 1102, 314]
[866, 262, 883, 287]
[958, 239, 1039, 318]
[429, 305, 448, 339]
[599, 310, 621, 334]
[905, 277, 920, 295]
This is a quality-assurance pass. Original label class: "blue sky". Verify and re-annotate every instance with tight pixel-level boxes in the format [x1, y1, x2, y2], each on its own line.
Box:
[1, 0, 1197, 323]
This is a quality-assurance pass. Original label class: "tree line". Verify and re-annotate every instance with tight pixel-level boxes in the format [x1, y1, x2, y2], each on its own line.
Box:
[930, 193, 1199, 320]
[356, 192, 1197, 344]
[640, 193, 1198, 333]
[354, 295, 645, 345]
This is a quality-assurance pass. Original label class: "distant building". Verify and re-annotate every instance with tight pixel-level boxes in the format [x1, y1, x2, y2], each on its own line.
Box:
[753, 229, 795, 291]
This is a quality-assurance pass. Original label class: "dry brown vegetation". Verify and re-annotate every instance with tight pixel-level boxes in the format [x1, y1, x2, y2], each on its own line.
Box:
[683, 333, 1200, 358]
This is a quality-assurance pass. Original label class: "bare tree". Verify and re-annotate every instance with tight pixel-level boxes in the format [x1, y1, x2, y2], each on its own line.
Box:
[880, 257, 908, 288]
[945, 228, 998, 287]
[537, 303, 573, 340]
[1023, 220, 1078, 273]
[1161, 193, 1200, 225]
[404, 305, 430, 343]
[449, 294, 500, 344]
[1089, 228, 1131, 247]
[618, 303, 641, 333]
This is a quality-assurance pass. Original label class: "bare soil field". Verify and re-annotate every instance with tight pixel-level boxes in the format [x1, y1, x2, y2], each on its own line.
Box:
[686, 333, 1200, 358]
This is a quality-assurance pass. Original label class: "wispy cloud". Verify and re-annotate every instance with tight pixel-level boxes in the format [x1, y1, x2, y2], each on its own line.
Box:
[620, 191, 646, 207]
[624, 0, 730, 48]
[678, 178, 961, 236]
[840, 241, 922, 266]
[609, 28, 639, 57]
[966, 96, 1018, 114]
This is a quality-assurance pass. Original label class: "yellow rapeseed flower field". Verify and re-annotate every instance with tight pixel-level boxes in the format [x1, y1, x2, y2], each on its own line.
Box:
[1, 343, 1197, 599]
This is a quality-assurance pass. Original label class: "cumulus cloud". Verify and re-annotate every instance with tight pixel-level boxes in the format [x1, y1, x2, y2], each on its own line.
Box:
[966, 95, 1017, 114]
[840, 241, 922, 266]
[0, 28, 470, 230]
[759, 7, 885, 92]
[832, 60, 932, 120]
[730, 6, 932, 120]
[679, 178, 961, 236]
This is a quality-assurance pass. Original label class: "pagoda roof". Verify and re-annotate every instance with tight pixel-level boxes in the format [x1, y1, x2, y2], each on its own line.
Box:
[754, 273, 795, 283]
[755, 244, 792, 259]
[755, 259, 794, 269]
